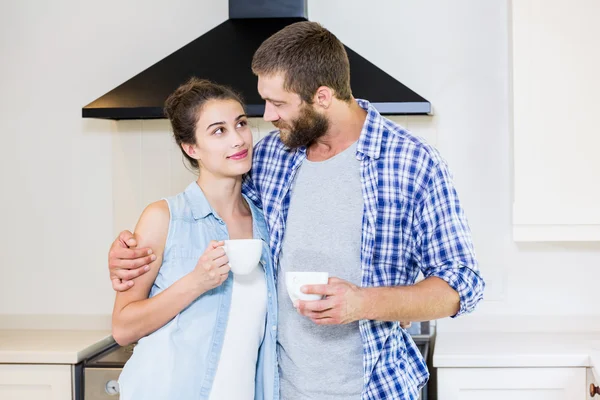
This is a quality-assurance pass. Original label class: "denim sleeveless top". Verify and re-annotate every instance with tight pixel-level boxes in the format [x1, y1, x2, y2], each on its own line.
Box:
[118, 182, 279, 400]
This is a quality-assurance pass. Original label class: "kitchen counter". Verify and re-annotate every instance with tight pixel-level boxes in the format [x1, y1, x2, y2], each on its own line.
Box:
[434, 315, 600, 365]
[434, 325, 600, 386]
[432, 316, 600, 396]
[433, 331, 599, 368]
[0, 329, 114, 364]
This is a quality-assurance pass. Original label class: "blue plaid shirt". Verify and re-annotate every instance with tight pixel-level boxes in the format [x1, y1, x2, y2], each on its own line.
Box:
[242, 99, 485, 399]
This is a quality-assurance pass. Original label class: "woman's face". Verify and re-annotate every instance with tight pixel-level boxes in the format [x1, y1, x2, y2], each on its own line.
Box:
[185, 99, 253, 179]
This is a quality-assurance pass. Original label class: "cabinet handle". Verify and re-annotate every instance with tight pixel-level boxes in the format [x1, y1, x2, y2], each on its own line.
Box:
[591, 384, 600, 397]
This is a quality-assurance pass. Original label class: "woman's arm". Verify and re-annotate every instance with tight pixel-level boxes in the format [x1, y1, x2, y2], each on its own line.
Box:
[111, 200, 230, 346]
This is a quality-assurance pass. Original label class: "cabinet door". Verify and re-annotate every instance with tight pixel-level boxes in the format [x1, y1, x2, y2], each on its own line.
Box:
[438, 367, 586, 400]
[511, 0, 600, 241]
[0, 364, 72, 400]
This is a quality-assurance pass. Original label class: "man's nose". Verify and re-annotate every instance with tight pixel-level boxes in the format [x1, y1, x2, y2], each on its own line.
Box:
[263, 103, 279, 122]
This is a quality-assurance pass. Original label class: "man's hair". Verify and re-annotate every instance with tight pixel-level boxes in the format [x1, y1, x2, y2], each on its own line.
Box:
[251, 21, 352, 104]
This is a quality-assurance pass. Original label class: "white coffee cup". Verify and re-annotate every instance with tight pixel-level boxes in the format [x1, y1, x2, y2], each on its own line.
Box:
[285, 271, 329, 302]
[222, 239, 263, 275]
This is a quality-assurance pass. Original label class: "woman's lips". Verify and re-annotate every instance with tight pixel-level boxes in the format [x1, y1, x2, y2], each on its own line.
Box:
[228, 149, 248, 160]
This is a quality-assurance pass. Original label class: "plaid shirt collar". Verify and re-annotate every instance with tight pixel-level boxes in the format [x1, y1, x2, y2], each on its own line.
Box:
[356, 99, 385, 160]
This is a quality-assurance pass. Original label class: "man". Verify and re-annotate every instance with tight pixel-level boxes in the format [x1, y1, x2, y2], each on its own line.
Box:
[108, 21, 484, 400]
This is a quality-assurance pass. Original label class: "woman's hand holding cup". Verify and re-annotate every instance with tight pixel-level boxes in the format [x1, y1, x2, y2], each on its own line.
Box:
[192, 240, 230, 293]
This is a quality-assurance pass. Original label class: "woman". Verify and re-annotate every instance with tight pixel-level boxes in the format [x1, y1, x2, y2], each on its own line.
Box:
[111, 78, 278, 400]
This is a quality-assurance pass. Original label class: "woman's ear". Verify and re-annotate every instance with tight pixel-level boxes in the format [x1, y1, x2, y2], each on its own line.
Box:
[181, 143, 200, 161]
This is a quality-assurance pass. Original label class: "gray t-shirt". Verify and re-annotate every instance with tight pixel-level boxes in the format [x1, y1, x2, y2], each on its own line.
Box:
[277, 141, 364, 399]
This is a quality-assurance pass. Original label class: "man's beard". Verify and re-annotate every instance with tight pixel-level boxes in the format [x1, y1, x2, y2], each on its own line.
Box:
[273, 104, 329, 149]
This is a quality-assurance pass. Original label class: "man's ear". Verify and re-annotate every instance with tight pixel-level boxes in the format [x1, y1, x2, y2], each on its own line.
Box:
[314, 86, 333, 109]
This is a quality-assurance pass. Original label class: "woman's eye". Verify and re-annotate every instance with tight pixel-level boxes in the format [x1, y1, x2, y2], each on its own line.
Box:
[213, 127, 224, 135]
[237, 120, 247, 128]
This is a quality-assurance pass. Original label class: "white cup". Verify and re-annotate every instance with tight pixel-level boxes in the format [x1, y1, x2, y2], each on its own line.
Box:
[285, 271, 329, 302]
[222, 239, 263, 275]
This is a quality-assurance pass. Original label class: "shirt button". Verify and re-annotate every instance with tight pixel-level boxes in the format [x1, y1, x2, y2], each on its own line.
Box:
[268, 292, 272, 298]
[272, 325, 277, 331]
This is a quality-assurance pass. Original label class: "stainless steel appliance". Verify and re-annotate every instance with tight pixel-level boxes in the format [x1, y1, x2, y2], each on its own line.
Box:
[81, 343, 135, 399]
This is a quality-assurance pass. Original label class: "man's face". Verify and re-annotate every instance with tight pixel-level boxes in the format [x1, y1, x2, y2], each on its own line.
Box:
[257, 73, 329, 148]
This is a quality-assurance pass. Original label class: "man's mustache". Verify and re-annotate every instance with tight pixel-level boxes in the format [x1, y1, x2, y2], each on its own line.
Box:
[273, 120, 291, 130]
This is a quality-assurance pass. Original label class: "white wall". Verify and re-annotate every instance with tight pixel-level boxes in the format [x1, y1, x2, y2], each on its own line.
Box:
[0, 0, 228, 317]
[1, 0, 599, 324]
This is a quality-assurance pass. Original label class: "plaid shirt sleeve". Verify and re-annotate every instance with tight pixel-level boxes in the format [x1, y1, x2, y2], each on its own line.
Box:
[412, 157, 485, 317]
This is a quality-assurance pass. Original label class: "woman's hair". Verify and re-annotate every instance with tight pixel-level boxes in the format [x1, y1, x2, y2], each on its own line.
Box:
[164, 77, 244, 170]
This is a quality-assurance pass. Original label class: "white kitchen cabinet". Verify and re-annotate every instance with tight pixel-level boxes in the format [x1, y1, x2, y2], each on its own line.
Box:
[0, 364, 72, 400]
[511, 0, 600, 241]
[437, 367, 586, 400]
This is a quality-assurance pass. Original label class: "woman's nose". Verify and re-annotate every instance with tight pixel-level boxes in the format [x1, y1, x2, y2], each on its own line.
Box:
[231, 130, 245, 147]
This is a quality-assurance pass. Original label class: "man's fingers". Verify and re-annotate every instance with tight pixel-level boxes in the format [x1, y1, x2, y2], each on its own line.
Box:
[131, 247, 154, 258]
[302, 309, 333, 319]
[297, 299, 332, 313]
[118, 230, 136, 247]
[115, 257, 154, 271]
[111, 246, 154, 261]
[311, 317, 336, 325]
[301, 284, 336, 296]
[400, 321, 412, 329]
[296, 300, 334, 320]
[112, 278, 134, 292]
[112, 254, 155, 271]
[113, 266, 150, 281]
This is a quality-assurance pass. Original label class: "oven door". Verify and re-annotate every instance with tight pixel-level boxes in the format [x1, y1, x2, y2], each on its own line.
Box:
[82, 342, 135, 399]
[84, 367, 122, 399]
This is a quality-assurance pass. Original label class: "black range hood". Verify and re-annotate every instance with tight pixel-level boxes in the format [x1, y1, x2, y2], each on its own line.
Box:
[82, 0, 431, 120]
